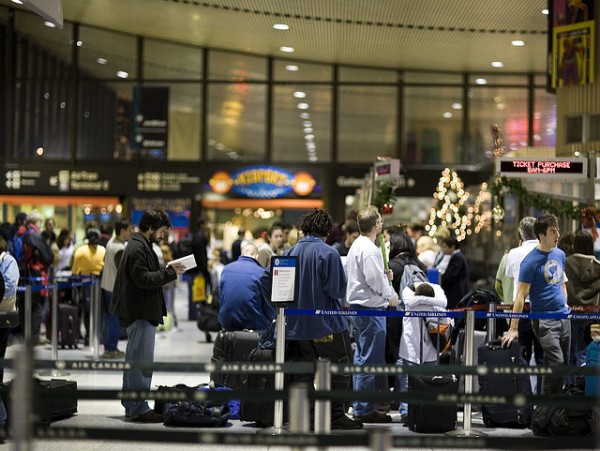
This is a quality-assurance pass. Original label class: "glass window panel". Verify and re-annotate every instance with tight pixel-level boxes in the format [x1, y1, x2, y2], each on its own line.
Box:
[78, 81, 133, 160]
[272, 85, 331, 163]
[590, 114, 600, 141]
[273, 59, 332, 82]
[208, 50, 266, 81]
[208, 83, 266, 161]
[13, 80, 72, 159]
[404, 72, 462, 84]
[15, 12, 73, 77]
[338, 86, 397, 162]
[566, 116, 583, 143]
[469, 74, 528, 85]
[339, 67, 397, 83]
[468, 86, 528, 163]
[78, 26, 136, 80]
[144, 39, 202, 80]
[404, 86, 463, 164]
[533, 89, 556, 147]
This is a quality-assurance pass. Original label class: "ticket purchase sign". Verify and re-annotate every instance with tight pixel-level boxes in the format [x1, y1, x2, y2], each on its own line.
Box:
[496, 157, 587, 179]
[270, 256, 297, 304]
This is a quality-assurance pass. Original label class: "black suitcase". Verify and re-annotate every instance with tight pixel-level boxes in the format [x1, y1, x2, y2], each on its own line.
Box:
[2, 378, 78, 425]
[407, 374, 458, 433]
[47, 304, 80, 348]
[477, 339, 533, 428]
[239, 347, 276, 427]
[210, 330, 260, 389]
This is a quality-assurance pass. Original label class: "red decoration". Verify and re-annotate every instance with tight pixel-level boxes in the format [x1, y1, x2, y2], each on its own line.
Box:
[581, 207, 599, 240]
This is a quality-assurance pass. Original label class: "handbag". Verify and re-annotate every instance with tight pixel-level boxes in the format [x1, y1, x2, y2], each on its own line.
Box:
[0, 310, 19, 328]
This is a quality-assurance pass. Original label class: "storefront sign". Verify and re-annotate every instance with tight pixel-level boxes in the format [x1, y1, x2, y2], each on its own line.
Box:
[209, 166, 316, 198]
[496, 157, 587, 179]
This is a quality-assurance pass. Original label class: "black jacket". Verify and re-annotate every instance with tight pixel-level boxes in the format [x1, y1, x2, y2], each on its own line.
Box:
[110, 233, 177, 326]
[440, 250, 470, 309]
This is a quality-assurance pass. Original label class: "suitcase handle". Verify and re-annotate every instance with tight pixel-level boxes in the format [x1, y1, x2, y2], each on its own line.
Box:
[486, 338, 506, 350]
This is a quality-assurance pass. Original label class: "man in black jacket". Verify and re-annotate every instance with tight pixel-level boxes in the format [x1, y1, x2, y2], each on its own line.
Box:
[110, 210, 186, 423]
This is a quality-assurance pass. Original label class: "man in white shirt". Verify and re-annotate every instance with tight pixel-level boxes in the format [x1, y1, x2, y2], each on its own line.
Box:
[346, 206, 398, 423]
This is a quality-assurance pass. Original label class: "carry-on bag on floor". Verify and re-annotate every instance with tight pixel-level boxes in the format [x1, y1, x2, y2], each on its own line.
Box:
[477, 339, 532, 428]
[239, 347, 276, 427]
[46, 303, 80, 348]
[210, 330, 260, 389]
[2, 378, 78, 425]
[407, 374, 458, 433]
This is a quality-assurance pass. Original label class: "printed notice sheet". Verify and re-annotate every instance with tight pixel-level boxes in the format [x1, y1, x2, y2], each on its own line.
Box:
[270, 256, 297, 303]
[166, 254, 197, 271]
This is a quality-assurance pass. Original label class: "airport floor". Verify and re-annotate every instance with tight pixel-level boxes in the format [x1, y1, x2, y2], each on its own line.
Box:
[3, 282, 593, 450]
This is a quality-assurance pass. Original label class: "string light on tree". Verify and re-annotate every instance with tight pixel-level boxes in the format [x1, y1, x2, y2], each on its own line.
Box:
[427, 168, 470, 241]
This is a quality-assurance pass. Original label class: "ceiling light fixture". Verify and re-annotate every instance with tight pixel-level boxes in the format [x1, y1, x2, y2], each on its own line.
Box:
[273, 23, 289, 30]
[285, 65, 299, 71]
[300, 112, 310, 119]
[541, 8, 549, 15]
[451, 102, 462, 110]
[303, 127, 313, 133]
[475, 78, 488, 85]
[293, 91, 306, 99]
[491, 61, 504, 68]
[44, 21, 56, 28]
[97, 58, 108, 65]
[297, 103, 309, 110]
[280, 46, 295, 53]
[11, 0, 23, 4]
[76, 41, 83, 47]
[443, 112, 453, 119]
[116, 71, 129, 79]
[511, 40, 525, 47]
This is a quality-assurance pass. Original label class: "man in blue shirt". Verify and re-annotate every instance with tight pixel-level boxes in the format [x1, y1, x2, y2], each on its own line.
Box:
[218, 244, 275, 331]
[502, 214, 570, 395]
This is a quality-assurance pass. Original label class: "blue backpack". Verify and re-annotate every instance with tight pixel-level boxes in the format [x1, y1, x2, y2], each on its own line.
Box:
[7, 235, 23, 262]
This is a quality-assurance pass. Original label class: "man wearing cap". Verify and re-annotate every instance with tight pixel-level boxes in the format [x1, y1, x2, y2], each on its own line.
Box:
[72, 228, 106, 346]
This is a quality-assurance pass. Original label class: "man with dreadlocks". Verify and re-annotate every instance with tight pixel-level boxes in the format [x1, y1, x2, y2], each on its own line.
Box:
[279, 208, 363, 430]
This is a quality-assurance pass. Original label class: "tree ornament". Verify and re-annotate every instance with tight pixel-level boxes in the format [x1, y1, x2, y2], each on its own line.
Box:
[492, 123, 505, 156]
[492, 204, 505, 223]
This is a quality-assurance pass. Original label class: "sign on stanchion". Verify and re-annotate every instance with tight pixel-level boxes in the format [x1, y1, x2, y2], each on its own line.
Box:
[258, 256, 297, 435]
[90, 276, 102, 360]
[38, 281, 69, 377]
[446, 309, 487, 438]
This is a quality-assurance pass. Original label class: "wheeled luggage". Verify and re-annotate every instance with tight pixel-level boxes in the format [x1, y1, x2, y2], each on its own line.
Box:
[585, 341, 599, 397]
[477, 339, 532, 427]
[2, 378, 78, 425]
[46, 303, 80, 348]
[407, 374, 458, 433]
[210, 330, 260, 389]
[239, 347, 276, 427]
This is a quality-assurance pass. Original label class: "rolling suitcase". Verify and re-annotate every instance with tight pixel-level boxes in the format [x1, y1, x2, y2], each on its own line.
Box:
[2, 378, 78, 425]
[239, 347, 276, 427]
[46, 303, 80, 348]
[477, 339, 532, 427]
[210, 330, 260, 389]
[407, 374, 458, 433]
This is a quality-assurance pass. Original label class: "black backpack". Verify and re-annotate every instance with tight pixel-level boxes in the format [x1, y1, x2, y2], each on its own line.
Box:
[531, 387, 594, 436]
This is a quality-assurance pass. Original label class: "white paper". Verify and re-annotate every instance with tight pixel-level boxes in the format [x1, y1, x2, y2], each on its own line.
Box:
[166, 254, 197, 271]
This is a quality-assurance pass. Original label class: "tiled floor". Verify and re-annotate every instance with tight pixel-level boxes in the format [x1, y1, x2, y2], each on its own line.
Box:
[2, 281, 586, 450]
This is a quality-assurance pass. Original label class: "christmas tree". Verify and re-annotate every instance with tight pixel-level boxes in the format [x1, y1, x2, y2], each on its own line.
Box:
[427, 168, 470, 241]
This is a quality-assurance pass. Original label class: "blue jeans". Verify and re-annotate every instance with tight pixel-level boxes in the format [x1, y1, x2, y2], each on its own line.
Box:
[352, 307, 386, 417]
[102, 290, 121, 352]
[122, 320, 156, 418]
[395, 358, 435, 415]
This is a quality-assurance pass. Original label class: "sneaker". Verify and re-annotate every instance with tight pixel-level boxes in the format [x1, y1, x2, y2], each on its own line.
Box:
[103, 350, 125, 359]
[331, 415, 363, 430]
[130, 410, 164, 423]
[353, 410, 392, 423]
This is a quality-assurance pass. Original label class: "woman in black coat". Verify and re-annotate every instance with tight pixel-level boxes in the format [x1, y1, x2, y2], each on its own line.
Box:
[437, 236, 470, 309]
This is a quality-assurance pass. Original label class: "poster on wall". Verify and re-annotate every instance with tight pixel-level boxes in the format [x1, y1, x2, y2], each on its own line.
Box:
[552, 20, 595, 88]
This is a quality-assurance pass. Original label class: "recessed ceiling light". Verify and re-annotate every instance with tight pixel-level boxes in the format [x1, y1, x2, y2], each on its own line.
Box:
[300, 112, 310, 119]
[273, 23, 289, 30]
[491, 61, 504, 68]
[293, 91, 306, 99]
[285, 65, 299, 71]
[280, 46, 295, 53]
[97, 58, 108, 65]
[116, 71, 129, 79]
[443, 112, 453, 119]
[475, 78, 488, 85]
[11, 0, 23, 4]
[44, 21, 56, 28]
[541, 8, 549, 15]
[76, 40, 83, 47]
[303, 121, 312, 127]
[297, 103, 309, 110]
[303, 127, 313, 133]
[304, 134, 315, 140]
[309, 155, 318, 162]
[451, 102, 462, 110]
[511, 40, 525, 47]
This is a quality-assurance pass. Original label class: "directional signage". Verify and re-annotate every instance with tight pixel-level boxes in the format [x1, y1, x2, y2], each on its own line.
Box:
[496, 157, 587, 179]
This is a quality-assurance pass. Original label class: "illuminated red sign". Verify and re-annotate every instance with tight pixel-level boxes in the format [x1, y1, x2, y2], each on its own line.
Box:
[496, 158, 587, 179]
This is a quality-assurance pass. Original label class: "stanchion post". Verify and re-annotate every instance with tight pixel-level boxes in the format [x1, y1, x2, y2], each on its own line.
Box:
[38, 278, 69, 377]
[11, 344, 33, 451]
[91, 275, 101, 360]
[487, 303, 496, 342]
[446, 308, 487, 438]
[289, 383, 310, 451]
[314, 358, 331, 433]
[24, 284, 32, 347]
[368, 428, 392, 451]
[273, 305, 286, 430]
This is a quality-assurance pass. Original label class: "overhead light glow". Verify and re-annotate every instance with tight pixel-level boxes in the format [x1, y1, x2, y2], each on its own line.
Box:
[43, 21, 56, 28]
[97, 58, 108, 65]
[116, 71, 129, 79]
[273, 23, 289, 30]
[300, 112, 310, 119]
[491, 61, 504, 68]
[443, 112, 453, 119]
[293, 91, 306, 99]
[11, 0, 23, 4]
[297, 103, 309, 110]
[304, 134, 315, 140]
[303, 121, 312, 127]
[475, 78, 487, 85]
[303, 127, 313, 133]
[541, 8, 549, 15]
[285, 65, 299, 71]
[280, 46, 295, 53]
[76, 40, 83, 47]
[511, 40, 525, 47]
[451, 102, 462, 110]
